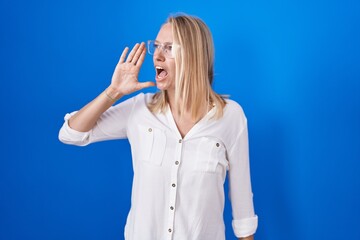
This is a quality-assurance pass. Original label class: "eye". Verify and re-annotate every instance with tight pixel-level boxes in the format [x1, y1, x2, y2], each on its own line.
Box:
[164, 44, 172, 52]
[153, 43, 159, 49]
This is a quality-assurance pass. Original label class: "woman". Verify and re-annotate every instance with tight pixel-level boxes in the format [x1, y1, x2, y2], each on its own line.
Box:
[59, 13, 258, 240]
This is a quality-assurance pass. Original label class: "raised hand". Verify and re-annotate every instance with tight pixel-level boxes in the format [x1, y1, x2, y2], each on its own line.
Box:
[108, 42, 155, 98]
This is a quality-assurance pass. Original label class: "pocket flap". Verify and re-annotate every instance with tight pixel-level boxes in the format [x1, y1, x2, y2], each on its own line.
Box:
[137, 125, 167, 165]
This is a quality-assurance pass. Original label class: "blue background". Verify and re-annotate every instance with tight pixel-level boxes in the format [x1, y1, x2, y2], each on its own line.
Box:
[1, 0, 359, 239]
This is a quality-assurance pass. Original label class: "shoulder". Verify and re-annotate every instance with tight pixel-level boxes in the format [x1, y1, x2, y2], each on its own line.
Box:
[224, 98, 244, 111]
[125, 92, 157, 117]
[217, 98, 248, 132]
[223, 98, 247, 119]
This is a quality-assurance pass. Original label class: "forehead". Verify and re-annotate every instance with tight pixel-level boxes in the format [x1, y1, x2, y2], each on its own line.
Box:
[155, 23, 173, 43]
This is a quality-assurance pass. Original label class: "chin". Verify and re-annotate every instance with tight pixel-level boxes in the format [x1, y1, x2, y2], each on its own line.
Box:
[156, 82, 171, 91]
[156, 84, 168, 91]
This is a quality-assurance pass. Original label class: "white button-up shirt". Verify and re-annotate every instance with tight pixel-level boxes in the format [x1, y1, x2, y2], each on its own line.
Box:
[59, 93, 258, 240]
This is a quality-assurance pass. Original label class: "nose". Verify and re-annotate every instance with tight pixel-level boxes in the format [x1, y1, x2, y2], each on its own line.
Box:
[154, 47, 165, 62]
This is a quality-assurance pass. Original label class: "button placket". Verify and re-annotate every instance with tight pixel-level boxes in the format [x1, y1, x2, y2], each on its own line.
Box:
[166, 138, 183, 240]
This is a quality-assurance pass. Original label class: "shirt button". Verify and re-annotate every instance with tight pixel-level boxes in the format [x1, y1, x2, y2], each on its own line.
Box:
[148, 128, 152, 132]
[170, 206, 174, 210]
[216, 143, 220, 147]
[178, 139, 182, 143]
[175, 161, 179, 165]
[172, 183, 176, 187]
[168, 228, 172, 233]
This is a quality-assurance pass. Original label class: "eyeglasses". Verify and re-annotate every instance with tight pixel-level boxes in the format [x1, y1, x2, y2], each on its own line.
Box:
[147, 40, 178, 58]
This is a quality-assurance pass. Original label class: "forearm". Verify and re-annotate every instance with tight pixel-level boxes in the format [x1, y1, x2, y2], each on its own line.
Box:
[68, 86, 123, 132]
[239, 235, 254, 240]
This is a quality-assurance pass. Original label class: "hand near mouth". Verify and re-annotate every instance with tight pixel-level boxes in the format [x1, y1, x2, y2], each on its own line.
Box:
[108, 42, 155, 99]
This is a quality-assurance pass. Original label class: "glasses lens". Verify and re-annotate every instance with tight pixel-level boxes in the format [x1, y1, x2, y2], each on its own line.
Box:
[147, 40, 177, 58]
[163, 44, 173, 58]
[147, 40, 155, 55]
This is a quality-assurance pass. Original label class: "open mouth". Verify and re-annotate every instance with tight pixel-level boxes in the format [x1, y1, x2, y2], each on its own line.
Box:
[156, 66, 168, 79]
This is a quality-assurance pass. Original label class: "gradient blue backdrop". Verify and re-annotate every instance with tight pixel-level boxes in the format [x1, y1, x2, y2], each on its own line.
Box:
[1, 0, 359, 239]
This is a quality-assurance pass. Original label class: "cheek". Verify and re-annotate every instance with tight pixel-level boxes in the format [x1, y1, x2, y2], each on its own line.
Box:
[169, 69, 176, 85]
[170, 70, 176, 80]
[169, 62, 176, 77]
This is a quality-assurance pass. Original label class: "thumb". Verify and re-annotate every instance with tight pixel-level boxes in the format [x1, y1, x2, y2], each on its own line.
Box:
[136, 81, 156, 90]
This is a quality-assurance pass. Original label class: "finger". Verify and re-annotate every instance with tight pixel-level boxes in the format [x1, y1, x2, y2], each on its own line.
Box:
[136, 81, 156, 90]
[135, 45, 147, 67]
[131, 42, 145, 64]
[126, 43, 140, 63]
[119, 47, 129, 63]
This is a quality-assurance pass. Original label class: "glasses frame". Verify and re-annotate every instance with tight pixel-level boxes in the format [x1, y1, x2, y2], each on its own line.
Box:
[147, 40, 179, 59]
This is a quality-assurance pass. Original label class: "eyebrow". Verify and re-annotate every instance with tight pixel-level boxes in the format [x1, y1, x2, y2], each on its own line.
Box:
[154, 40, 173, 45]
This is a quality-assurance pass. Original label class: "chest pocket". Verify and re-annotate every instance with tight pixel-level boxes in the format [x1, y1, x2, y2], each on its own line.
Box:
[195, 137, 228, 173]
[137, 125, 167, 165]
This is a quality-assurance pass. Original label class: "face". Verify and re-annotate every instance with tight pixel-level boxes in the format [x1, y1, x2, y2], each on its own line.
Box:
[153, 23, 176, 92]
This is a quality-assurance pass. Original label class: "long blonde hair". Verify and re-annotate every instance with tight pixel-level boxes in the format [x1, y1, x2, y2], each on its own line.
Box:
[148, 13, 226, 121]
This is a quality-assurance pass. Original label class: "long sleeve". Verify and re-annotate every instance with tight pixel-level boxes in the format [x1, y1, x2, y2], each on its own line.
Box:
[58, 94, 140, 146]
[227, 120, 258, 238]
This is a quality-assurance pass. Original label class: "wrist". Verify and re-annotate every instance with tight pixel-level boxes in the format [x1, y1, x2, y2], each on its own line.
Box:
[105, 86, 123, 102]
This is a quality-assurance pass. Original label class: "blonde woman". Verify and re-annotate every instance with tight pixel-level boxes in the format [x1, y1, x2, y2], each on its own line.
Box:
[59, 13, 258, 240]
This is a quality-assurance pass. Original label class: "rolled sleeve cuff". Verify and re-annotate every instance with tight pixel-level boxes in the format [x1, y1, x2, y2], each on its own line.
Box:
[58, 112, 90, 145]
[232, 215, 258, 238]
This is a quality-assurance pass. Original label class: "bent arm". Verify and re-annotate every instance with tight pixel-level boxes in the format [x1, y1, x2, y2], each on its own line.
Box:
[59, 42, 154, 145]
[58, 92, 141, 146]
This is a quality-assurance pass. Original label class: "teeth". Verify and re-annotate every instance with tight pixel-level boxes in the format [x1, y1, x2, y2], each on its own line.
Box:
[156, 66, 164, 70]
